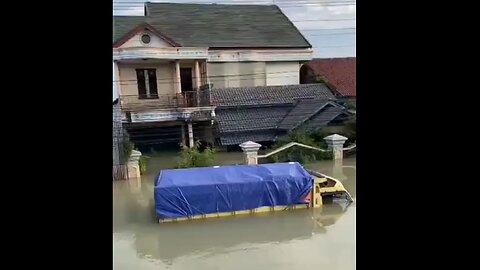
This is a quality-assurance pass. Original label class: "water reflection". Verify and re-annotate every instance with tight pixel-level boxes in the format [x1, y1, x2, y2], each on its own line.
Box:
[113, 153, 355, 269]
[129, 203, 349, 263]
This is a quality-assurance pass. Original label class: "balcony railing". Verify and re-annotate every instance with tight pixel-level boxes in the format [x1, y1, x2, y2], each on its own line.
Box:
[120, 89, 212, 111]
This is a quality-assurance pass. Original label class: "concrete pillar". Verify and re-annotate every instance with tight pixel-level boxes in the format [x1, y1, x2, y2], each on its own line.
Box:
[175, 60, 181, 94]
[324, 134, 348, 160]
[188, 122, 194, 148]
[127, 150, 142, 180]
[239, 141, 262, 165]
[181, 123, 186, 146]
[200, 61, 206, 85]
[113, 61, 123, 102]
[195, 60, 201, 105]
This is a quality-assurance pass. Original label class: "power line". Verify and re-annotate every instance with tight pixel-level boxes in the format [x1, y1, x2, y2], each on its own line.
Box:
[113, 68, 352, 84]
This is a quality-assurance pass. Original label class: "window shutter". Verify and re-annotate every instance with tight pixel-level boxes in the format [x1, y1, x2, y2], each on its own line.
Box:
[136, 69, 146, 98]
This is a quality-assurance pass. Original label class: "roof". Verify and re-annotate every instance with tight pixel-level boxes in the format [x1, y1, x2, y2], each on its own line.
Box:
[277, 99, 332, 131]
[301, 106, 349, 132]
[213, 84, 351, 146]
[211, 84, 335, 107]
[216, 105, 292, 133]
[113, 3, 311, 48]
[219, 131, 278, 147]
[112, 16, 146, 44]
[304, 58, 356, 97]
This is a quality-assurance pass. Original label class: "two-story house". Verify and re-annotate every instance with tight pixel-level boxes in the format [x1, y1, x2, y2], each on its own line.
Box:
[113, 2, 313, 150]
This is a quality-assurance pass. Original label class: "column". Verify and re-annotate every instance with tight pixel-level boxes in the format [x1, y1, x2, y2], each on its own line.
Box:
[239, 141, 262, 165]
[180, 123, 186, 146]
[324, 134, 348, 160]
[188, 122, 194, 148]
[175, 60, 181, 94]
[195, 60, 201, 105]
[113, 61, 122, 101]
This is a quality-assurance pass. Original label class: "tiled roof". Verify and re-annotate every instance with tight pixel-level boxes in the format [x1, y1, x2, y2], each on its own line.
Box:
[302, 106, 348, 131]
[277, 99, 331, 131]
[216, 106, 292, 133]
[112, 16, 146, 44]
[211, 84, 335, 107]
[219, 131, 277, 146]
[113, 3, 311, 48]
[304, 58, 356, 97]
[213, 84, 350, 146]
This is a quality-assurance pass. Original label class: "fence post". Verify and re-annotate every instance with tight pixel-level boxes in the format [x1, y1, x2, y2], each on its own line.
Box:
[239, 141, 262, 165]
[324, 134, 348, 160]
[127, 149, 142, 179]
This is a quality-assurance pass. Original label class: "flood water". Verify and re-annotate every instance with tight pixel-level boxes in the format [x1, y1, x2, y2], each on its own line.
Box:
[113, 152, 356, 270]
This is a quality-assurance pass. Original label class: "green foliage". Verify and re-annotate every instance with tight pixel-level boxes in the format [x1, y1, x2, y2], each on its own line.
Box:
[175, 141, 216, 169]
[345, 100, 356, 110]
[343, 118, 356, 142]
[269, 131, 333, 164]
[122, 139, 134, 163]
[314, 75, 328, 84]
[139, 155, 149, 175]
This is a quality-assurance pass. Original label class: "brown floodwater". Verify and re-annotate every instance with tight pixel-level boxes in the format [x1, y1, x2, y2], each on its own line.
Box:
[113, 152, 356, 270]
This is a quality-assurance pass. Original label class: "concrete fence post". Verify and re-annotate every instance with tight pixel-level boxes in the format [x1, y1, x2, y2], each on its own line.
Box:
[239, 141, 262, 165]
[324, 134, 348, 160]
[127, 149, 142, 179]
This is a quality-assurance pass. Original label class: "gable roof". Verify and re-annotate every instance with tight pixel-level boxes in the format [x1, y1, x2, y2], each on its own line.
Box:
[301, 106, 350, 131]
[212, 84, 351, 146]
[113, 22, 180, 48]
[113, 16, 146, 44]
[304, 58, 356, 97]
[113, 3, 311, 48]
[278, 99, 333, 131]
[211, 84, 335, 107]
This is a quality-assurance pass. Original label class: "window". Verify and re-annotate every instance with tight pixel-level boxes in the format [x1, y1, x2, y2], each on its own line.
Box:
[136, 69, 158, 99]
[141, 34, 151, 44]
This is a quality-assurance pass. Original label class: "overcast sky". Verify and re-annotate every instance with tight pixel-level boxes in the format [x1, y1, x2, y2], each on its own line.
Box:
[113, 0, 356, 58]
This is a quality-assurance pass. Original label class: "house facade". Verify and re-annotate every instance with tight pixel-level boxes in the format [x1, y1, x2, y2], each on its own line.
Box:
[113, 2, 313, 149]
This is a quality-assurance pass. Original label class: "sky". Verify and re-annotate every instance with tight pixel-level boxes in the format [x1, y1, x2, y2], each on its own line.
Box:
[113, 0, 356, 58]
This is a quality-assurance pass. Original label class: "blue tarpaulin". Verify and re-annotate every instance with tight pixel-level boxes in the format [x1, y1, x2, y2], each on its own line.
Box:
[154, 162, 313, 219]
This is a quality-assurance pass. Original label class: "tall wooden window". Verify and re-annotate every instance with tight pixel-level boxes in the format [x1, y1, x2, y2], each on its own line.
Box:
[136, 69, 158, 99]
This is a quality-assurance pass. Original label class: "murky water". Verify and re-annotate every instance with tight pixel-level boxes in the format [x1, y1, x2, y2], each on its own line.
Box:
[113, 152, 356, 270]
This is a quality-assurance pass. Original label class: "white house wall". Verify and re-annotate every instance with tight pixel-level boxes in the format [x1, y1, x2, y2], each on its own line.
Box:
[266, 62, 300, 86]
[207, 62, 266, 88]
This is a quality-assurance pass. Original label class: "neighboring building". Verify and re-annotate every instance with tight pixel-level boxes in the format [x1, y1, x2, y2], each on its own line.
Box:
[113, 2, 313, 149]
[212, 84, 353, 149]
[300, 58, 356, 105]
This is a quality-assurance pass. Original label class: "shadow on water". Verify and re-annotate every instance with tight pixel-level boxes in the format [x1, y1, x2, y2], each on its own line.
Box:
[113, 152, 356, 267]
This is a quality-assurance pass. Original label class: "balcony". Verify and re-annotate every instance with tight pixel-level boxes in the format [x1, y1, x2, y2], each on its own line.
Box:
[120, 89, 212, 112]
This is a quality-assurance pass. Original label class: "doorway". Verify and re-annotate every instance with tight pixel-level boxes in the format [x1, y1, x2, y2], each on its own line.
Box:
[180, 68, 193, 92]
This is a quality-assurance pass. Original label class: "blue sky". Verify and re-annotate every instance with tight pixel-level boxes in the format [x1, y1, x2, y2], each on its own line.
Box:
[113, 0, 356, 58]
